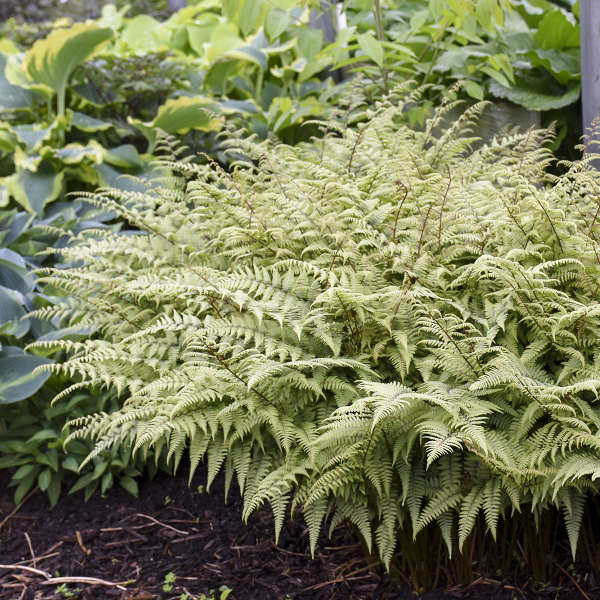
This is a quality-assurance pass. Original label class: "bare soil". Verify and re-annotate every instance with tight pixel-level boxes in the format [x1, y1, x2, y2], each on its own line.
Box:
[1, 467, 597, 600]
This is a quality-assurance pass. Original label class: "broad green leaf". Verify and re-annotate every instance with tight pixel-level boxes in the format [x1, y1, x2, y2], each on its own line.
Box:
[70, 111, 114, 132]
[38, 469, 51, 492]
[464, 80, 484, 100]
[186, 14, 221, 56]
[12, 124, 55, 152]
[410, 9, 430, 30]
[476, 0, 496, 31]
[0, 286, 28, 338]
[121, 15, 169, 53]
[533, 9, 580, 50]
[489, 79, 580, 110]
[119, 476, 139, 496]
[297, 28, 324, 62]
[240, 0, 263, 37]
[47, 476, 62, 507]
[265, 8, 291, 43]
[105, 144, 144, 169]
[7, 167, 64, 215]
[204, 22, 243, 62]
[525, 48, 580, 85]
[0, 248, 32, 294]
[0, 347, 51, 404]
[0, 39, 19, 54]
[0, 181, 9, 207]
[53, 143, 105, 165]
[98, 2, 129, 30]
[23, 23, 113, 115]
[357, 33, 384, 68]
[151, 96, 222, 134]
[0, 53, 34, 111]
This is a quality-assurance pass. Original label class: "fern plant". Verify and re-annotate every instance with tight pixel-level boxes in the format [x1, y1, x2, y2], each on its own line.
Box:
[31, 87, 600, 579]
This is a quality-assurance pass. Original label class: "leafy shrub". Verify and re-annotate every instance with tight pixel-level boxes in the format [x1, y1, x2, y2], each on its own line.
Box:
[33, 90, 600, 576]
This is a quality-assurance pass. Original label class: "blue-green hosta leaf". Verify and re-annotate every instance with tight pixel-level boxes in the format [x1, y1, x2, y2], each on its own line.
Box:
[0, 53, 34, 111]
[0, 211, 33, 246]
[533, 9, 579, 50]
[219, 99, 260, 114]
[0, 347, 51, 404]
[22, 23, 113, 114]
[95, 163, 163, 194]
[12, 124, 55, 152]
[53, 143, 105, 165]
[7, 167, 64, 215]
[0, 285, 28, 338]
[70, 111, 114, 132]
[489, 79, 580, 111]
[0, 181, 9, 208]
[0, 248, 33, 294]
[104, 145, 144, 169]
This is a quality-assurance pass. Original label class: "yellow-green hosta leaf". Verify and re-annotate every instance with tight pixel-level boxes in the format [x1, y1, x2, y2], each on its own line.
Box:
[120, 15, 170, 53]
[186, 14, 221, 56]
[13, 146, 43, 171]
[152, 96, 223, 133]
[22, 23, 113, 115]
[204, 22, 243, 62]
[53, 142, 105, 165]
[7, 167, 64, 215]
[130, 96, 223, 152]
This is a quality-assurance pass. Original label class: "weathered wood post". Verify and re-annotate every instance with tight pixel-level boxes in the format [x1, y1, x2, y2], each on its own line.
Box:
[581, 0, 600, 163]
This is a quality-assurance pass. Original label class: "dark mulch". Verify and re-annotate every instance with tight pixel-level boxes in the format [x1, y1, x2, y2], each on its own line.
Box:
[0, 468, 596, 600]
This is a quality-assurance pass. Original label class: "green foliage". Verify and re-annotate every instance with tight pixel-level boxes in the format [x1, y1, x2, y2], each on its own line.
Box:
[34, 89, 600, 571]
[0, 203, 158, 506]
[0, 389, 148, 506]
[343, 0, 581, 151]
[18, 22, 113, 116]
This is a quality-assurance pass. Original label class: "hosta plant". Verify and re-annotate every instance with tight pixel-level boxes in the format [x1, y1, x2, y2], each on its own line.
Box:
[33, 89, 600, 580]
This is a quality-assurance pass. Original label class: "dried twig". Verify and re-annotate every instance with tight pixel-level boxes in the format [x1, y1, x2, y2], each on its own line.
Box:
[24, 533, 36, 568]
[41, 576, 127, 590]
[136, 513, 188, 535]
[0, 488, 37, 531]
[555, 562, 591, 600]
[0, 564, 127, 591]
[0, 564, 50, 578]
[75, 530, 92, 555]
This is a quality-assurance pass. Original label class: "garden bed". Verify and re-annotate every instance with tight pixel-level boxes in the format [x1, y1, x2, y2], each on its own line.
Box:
[0, 468, 596, 600]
